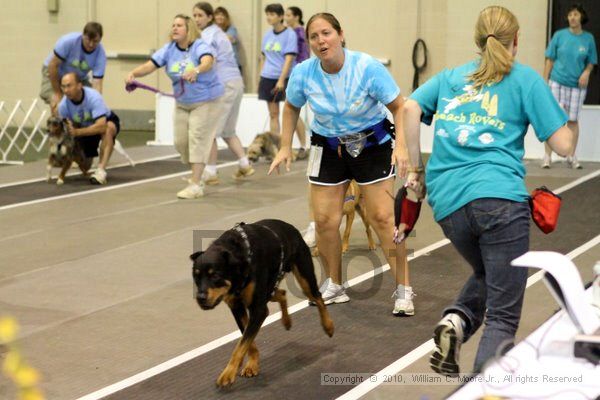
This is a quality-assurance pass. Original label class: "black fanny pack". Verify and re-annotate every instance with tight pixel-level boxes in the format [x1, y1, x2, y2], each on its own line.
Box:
[311, 119, 395, 157]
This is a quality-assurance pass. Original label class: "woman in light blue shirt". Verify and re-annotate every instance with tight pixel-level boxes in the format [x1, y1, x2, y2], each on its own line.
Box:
[193, 2, 254, 183]
[269, 13, 414, 317]
[126, 14, 223, 199]
[258, 3, 298, 138]
[542, 4, 597, 169]
[402, 6, 572, 375]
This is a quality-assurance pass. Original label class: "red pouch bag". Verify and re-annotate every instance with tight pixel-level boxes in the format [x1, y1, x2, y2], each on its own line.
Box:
[529, 186, 561, 234]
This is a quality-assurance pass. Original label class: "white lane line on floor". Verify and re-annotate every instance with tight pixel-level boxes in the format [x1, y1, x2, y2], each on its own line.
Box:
[336, 233, 600, 400]
[0, 153, 179, 189]
[0, 160, 238, 212]
[553, 168, 600, 195]
[75, 169, 600, 400]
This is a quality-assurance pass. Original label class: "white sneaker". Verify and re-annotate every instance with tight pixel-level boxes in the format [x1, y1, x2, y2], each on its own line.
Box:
[177, 182, 204, 199]
[568, 156, 582, 169]
[90, 168, 107, 185]
[303, 224, 316, 247]
[392, 286, 415, 316]
[430, 313, 465, 377]
[321, 281, 350, 305]
[541, 154, 551, 169]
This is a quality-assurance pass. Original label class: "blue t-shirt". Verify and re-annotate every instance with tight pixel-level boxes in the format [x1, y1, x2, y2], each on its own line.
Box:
[410, 60, 568, 221]
[545, 28, 598, 88]
[44, 32, 107, 80]
[225, 25, 241, 67]
[286, 48, 400, 137]
[201, 24, 242, 84]
[58, 87, 110, 127]
[151, 40, 224, 104]
[261, 28, 298, 79]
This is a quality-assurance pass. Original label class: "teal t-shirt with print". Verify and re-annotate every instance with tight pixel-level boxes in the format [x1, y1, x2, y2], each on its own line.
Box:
[545, 28, 598, 88]
[410, 61, 567, 221]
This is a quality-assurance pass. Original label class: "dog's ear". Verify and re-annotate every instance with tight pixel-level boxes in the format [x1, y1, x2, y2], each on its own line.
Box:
[190, 251, 204, 261]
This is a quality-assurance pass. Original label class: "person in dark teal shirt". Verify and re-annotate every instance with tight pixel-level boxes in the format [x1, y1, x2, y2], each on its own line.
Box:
[402, 6, 573, 376]
[542, 4, 597, 169]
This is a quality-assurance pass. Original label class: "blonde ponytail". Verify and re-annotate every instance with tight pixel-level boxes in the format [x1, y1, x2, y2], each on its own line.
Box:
[469, 6, 519, 89]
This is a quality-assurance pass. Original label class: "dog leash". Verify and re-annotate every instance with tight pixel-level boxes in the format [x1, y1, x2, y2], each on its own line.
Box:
[125, 79, 185, 99]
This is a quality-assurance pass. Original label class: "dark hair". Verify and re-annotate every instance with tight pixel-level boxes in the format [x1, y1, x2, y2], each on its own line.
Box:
[214, 6, 230, 20]
[83, 22, 103, 39]
[194, 2, 214, 26]
[305, 13, 345, 47]
[288, 6, 304, 25]
[567, 3, 589, 25]
[265, 3, 284, 16]
[62, 72, 82, 84]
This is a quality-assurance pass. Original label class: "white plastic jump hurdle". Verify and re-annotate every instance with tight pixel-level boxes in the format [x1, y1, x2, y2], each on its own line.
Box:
[0, 98, 48, 165]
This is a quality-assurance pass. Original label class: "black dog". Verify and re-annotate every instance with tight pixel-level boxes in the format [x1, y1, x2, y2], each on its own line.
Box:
[191, 219, 334, 387]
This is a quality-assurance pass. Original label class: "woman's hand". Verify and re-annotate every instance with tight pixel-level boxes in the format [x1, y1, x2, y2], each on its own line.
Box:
[405, 171, 426, 200]
[391, 145, 409, 178]
[273, 79, 285, 96]
[268, 147, 294, 175]
[182, 69, 199, 83]
[579, 71, 590, 88]
[125, 72, 136, 84]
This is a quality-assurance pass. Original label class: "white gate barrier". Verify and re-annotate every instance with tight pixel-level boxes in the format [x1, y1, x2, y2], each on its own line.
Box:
[0, 98, 48, 165]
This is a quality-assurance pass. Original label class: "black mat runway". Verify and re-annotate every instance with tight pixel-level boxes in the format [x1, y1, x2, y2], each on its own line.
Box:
[102, 176, 600, 399]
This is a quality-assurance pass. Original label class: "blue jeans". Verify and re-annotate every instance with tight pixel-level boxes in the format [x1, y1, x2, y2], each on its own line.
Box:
[438, 198, 530, 372]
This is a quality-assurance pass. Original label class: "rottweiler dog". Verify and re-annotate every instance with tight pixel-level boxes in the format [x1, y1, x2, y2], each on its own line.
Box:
[191, 219, 334, 387]
[46, 117, 91, 185]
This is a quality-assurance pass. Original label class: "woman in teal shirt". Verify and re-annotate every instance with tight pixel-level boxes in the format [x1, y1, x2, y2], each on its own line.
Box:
[402, 6, 572, 375]
[542, 4, 597, 169]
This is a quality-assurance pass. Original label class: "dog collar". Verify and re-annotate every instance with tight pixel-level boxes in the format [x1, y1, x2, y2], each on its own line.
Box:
[232, 223, 252, 265]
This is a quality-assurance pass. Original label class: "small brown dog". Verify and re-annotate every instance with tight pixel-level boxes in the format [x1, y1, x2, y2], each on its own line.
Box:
[46, 117, 91, 185]
[313, 180, 377, 257]
[247, 131, 280, 162]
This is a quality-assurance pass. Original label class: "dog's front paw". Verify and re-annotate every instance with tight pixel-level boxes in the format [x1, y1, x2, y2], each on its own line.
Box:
[240, 361, 259, 378]
[341, 243, 349, 253]
[216, 366, 238, 387]
[368, 243, 377, 251]
[56, 178, 64, 185]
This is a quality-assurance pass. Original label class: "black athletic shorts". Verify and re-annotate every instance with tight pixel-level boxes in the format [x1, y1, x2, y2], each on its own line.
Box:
[307, 132, 396, 186]
[258, 77, 288, 102]
[77, 111, 121, 158]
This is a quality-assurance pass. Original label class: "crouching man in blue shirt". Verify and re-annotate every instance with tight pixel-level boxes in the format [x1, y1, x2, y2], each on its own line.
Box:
[58, 72, 120, 185]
